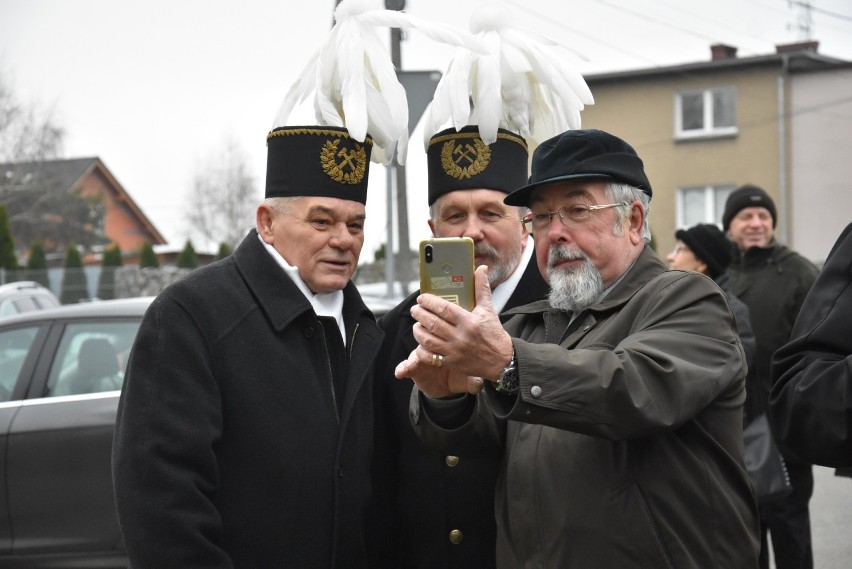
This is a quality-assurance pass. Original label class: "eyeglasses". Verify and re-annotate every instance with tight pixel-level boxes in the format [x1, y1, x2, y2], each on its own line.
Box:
[522, 203, 626, 233]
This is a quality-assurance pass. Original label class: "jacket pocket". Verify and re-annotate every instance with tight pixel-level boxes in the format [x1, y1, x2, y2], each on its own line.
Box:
[612, 483, 676, 569]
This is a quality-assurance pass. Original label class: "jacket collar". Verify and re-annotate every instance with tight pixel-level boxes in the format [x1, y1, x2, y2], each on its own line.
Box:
[504, 244, 666, 318]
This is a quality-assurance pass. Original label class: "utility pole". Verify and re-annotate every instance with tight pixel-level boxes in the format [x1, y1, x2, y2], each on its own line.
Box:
[385, 0, 412, 297]
[788, 0, 814, 41]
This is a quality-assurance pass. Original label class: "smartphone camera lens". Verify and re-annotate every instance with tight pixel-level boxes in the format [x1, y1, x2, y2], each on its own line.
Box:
[425, 245, 433, 263]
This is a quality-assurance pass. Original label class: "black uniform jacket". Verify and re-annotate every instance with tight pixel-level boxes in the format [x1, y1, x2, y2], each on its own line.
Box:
[771, 222, 852, 468]
[368, 256, 548, 569]
[113, 231, 383, 569]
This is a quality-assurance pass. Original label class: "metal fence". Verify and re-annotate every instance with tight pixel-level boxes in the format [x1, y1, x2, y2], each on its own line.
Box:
[0, 266, 192, 303]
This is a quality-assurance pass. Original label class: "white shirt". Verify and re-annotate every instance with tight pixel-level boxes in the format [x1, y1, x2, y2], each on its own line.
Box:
[258, 234, 347, 344]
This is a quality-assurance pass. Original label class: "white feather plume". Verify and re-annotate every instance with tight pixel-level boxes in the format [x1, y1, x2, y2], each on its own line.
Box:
[273, 0, 488, 165]
[423, 1, 594, 149]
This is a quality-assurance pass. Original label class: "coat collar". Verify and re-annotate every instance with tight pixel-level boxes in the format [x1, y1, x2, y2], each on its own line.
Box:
[502, 253, 550, 316]
[232, 230, 373, 333]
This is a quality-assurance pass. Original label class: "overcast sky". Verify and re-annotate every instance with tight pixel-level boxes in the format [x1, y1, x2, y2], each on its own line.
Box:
[2, 0, 852, 260]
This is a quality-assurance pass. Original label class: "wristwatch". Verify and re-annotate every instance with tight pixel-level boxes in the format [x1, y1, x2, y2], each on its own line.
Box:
[494, 349, 519, 394]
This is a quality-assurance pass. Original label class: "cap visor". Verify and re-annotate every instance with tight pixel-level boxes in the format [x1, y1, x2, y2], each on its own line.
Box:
[503, 173, 614, 206]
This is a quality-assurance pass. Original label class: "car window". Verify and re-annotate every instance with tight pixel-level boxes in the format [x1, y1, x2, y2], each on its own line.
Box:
[0, 297, 21, 317]
[0, 326, 40, 402]
[46, 321, 141, 397]
[35, 294, 60, 310]
[13, 297, 39, 313]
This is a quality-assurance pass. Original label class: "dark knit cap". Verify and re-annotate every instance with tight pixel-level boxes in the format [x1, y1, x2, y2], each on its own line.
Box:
[675, 224, 733, 278]
[265, 126, 373, 204]
[722, 184, 776, 230]
[427, 126, 528, 206]
[504, 129, 652, 206]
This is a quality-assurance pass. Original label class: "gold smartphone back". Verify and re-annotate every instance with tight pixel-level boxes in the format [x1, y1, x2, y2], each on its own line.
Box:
[419, 237, 475, 310]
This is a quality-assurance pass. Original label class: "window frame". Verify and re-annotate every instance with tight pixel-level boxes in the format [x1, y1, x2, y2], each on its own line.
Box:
[675, 184, 737, 229]
[675, 86, 738, 140]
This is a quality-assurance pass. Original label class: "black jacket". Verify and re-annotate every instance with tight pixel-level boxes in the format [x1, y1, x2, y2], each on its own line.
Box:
[728, 242, 819, 423]
[113, 231, 383, 569]
[715, 271, 756, 371]
[770, 222, 852, 467]
[368, 256, 548, 569]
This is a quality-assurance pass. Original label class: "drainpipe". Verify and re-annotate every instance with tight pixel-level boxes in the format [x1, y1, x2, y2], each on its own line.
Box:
[777, 54, 789, 245]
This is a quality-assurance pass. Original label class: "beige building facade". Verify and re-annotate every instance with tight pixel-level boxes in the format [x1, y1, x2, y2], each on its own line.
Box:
[580, 42, 852, 263]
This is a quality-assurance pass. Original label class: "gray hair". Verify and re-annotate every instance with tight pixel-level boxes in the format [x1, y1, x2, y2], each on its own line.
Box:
[262, 196, 302, 214]
[605, 183, 652, 243]
[256, 197, 302, 233]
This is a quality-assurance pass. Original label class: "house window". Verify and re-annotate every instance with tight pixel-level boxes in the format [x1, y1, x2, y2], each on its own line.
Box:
[675, 87, 737, 139]
[676, 185, 736, 228]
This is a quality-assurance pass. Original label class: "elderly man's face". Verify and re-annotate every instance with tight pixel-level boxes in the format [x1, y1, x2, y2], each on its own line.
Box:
[428, 189, 528, 288]
[726, 206, 774, 251]
[257, 196, 366, 294]
[528, 181, 644, 310]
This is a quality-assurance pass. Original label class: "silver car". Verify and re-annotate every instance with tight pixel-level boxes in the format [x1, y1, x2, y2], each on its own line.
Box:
[0, 281, 61, 318]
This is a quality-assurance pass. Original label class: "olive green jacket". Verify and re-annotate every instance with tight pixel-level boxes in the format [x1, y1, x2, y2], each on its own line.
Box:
[412, 246, 760, 569]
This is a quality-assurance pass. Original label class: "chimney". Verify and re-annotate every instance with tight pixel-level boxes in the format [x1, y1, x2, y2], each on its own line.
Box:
[711, 44, 738, 61]
[776, 41, 819, 54]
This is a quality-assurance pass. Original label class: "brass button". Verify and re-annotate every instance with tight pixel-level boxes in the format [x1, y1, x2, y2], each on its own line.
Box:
[449, 529, 464, 544]
[445, 455, 460, 467]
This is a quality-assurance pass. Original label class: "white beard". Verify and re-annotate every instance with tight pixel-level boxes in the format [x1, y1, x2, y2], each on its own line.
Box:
[546, 245, 604, 313]
[476, 240, 521, 287]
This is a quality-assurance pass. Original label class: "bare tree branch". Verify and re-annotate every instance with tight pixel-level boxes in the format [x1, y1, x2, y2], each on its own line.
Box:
[185, 135, 259, 251]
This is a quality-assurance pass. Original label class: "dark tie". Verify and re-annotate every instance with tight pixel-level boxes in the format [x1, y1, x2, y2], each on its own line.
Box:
[317, 316, 348, 415]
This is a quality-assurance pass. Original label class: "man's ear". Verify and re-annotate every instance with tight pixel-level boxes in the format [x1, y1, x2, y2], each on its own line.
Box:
[256, 205, 275, 243]
[628, 201, 646, 245]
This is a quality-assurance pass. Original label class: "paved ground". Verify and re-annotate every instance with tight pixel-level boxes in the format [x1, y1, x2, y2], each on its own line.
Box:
[769, 465, 852, 568]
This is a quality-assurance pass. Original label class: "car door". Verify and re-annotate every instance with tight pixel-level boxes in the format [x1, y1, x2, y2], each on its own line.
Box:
[0, 322, 49, 556]
[5, 317, 140, 560]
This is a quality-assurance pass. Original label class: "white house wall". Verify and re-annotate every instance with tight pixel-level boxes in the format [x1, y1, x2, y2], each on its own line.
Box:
[790, 68, 852, 264]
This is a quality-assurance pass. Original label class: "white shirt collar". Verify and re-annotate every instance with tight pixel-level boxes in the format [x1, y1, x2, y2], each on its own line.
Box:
[258, 234, 346, 343]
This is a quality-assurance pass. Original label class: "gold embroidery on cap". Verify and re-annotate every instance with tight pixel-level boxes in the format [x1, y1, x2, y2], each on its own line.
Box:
[441, 138, 491, 180]
[320, 139, 367, 184]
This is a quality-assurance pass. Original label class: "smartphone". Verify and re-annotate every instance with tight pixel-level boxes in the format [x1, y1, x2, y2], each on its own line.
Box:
[419, 237, 475, 310]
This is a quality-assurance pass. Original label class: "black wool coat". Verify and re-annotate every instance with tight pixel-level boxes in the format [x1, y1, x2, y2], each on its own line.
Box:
[113, 231, 383, 569]
[771, 222, 852, 468]
[368, 256, 548, 569]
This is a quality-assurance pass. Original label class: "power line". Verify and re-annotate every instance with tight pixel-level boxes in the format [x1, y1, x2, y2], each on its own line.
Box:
[502, 0, 678, 68]
[593, 0, 726, 44]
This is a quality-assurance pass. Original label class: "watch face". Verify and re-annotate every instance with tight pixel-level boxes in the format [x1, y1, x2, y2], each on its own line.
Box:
[496, 367, 519, 394]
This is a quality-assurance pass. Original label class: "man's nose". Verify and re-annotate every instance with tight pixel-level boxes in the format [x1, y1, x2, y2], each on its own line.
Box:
[462, 218, 485, 240]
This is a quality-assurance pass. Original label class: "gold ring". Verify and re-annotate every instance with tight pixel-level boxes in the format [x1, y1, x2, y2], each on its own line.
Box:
[431, 353, 444, 368]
